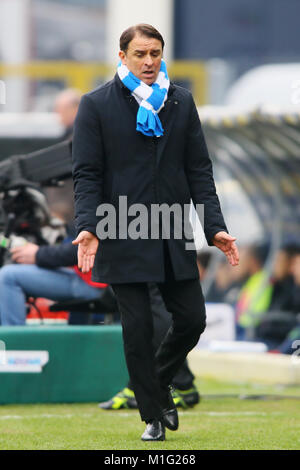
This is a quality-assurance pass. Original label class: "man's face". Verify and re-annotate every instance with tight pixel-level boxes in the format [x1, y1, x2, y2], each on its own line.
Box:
[54, 97, 78, 128]
[291, 254, 300, 285]
[119, 33, 163, 85]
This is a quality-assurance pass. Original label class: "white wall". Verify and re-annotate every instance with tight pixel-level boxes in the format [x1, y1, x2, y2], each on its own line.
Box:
[106, 0, 174, 66]
[0, 0, 31, 111]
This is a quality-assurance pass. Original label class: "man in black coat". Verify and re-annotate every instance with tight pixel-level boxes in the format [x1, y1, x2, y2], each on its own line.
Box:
[72, 24, 239, 441]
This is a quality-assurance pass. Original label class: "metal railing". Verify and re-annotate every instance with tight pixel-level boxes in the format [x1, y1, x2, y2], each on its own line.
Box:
[0, 60, 207, 105]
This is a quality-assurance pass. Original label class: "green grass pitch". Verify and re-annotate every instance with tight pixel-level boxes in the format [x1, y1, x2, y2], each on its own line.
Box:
[0, 377, 299, 450]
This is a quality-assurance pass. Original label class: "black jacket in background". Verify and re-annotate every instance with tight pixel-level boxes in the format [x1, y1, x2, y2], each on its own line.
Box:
[35, 223, 77, 269]
[36, 242, 77, 269]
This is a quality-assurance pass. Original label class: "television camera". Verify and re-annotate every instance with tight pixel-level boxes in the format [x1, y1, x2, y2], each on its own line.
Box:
[0, 139, 73, 267]
[0, 139, 118, 321]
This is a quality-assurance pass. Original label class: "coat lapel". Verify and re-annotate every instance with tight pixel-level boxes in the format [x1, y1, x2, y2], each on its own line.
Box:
[156, 92, 178, 167]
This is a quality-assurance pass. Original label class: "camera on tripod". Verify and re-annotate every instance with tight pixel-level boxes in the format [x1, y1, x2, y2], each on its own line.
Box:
[0, 139, 73, 266]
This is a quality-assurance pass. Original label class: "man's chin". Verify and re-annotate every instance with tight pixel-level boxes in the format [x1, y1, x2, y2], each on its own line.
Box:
[140, 74, 157, 85]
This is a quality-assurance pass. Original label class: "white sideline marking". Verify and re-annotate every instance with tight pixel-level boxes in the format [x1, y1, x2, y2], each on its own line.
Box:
[0, 413, 89, 420]
[102, 411, 284, 418]
[0, 411, 284, 420]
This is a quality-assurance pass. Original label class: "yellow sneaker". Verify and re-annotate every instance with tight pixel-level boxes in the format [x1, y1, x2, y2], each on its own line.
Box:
[98, 387, 137, 410]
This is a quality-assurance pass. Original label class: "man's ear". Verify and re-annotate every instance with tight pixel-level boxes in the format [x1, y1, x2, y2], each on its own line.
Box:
[119, 50, 126, 65]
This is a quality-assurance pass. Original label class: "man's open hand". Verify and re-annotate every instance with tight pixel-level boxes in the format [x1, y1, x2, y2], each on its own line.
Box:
[72, 231, 99, 273]
[212, 231, 239, 266]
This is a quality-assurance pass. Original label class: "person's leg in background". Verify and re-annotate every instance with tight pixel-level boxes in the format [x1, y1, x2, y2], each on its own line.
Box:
[0, 264, 101, 326]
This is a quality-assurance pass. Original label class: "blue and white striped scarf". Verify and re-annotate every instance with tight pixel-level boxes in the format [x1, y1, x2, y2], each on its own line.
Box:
[117, 59, 170, 137]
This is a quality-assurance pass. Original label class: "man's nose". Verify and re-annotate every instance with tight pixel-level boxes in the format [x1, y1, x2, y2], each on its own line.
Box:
[144, 54, 154, 67]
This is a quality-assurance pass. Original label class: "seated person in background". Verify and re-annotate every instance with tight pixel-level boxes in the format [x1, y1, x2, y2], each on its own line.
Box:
[235, 244, 272, 340]
[205, 246, 249, 305]
[267, 244, 299, 311]
[289, 247, 300, 312]
[0, 223, 107, 326]
[257, 245, 300, 352]
[196, 251, 211, 282]
[205, 260, 238, 303]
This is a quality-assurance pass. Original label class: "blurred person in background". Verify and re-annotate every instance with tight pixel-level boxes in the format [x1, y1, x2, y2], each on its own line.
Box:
[0, 88, 109, 326]
[256, 245, 300, 352]
[289, 247, 300, 311]
[235, 244, 272, 340]
[45, 88, 82, 224]
[0, 221, 107, 326]
[267, 244, 298, 311]
[196, 251, 211, 281]
[54, 88, 82, 139]
[205, 260, 234, 303]
[205, 246, 250, 305]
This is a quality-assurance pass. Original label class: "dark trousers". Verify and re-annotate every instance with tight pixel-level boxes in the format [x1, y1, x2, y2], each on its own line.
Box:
[126, 282, 196, 391]
[112, 246, 206, 422]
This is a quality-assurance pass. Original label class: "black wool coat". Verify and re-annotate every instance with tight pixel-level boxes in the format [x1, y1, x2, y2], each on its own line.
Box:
[72, 74, 227, 283]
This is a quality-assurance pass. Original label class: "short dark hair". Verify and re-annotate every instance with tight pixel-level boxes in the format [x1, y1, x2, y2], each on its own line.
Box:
[119, 24, 165, 53]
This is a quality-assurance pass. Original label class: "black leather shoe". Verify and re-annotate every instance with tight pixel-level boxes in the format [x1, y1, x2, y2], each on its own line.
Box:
[163, 407, 179, 431]
[161, 386, 179, 431]
[141, 420, 165, 441]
